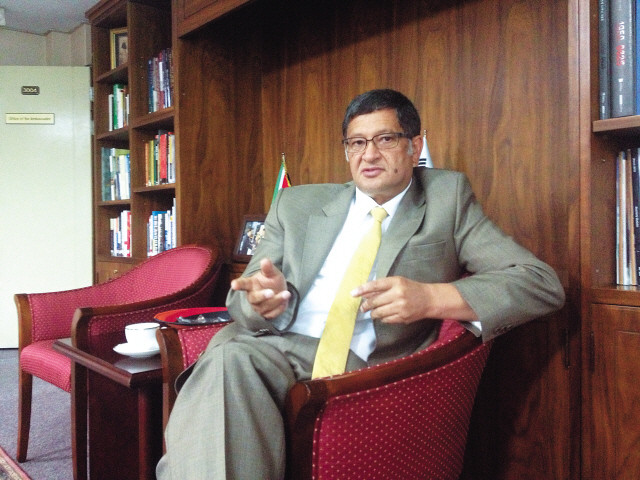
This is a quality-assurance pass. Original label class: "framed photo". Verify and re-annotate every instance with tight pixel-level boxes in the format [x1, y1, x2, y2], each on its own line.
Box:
[233, 214, 267, 263]
[110, 28, 128, 69]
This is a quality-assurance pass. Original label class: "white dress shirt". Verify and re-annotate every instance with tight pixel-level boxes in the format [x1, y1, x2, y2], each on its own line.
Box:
[289, 184, 410, 361]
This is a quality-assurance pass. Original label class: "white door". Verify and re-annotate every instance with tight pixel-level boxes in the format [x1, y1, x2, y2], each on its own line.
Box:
[0, 66, 92, 348]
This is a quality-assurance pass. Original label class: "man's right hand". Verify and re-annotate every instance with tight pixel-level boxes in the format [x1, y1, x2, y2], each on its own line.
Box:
[230, 258, 291, 319]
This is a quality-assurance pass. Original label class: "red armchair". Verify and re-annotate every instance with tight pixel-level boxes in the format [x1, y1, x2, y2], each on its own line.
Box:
[15, 244, 222, 471]
[157, 314, 491, 480]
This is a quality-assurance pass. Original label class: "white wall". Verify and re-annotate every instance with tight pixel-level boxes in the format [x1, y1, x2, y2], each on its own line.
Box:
[0, 24, 91, 66]
[0, 27, 93, 348]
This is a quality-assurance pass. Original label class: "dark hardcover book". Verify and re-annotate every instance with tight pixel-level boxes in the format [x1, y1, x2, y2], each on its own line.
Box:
[611, 0, 635, 117]
[600, 0, 611, 119]
[148, 59, 153, 113]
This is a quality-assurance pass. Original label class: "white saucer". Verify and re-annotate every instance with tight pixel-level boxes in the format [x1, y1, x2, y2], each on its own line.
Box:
[113, 342, 160, 358]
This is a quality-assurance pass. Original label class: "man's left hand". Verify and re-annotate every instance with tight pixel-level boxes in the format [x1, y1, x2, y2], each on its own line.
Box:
[353, 277, 478, 324]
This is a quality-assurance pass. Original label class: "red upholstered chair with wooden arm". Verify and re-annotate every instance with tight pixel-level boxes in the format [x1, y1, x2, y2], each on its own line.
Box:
[15, 244, 222, 470]
[157, 315, 491, 480]
[284, 320, 491, 480]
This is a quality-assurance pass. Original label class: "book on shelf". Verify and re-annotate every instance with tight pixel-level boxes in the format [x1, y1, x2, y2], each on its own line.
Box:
[147, 198, 176, 257]
[148, 47, 173, 113]
[109, 83, 129, 130]
[600, 0, 611, 119]
[110, 210, 131, 257]
[145, 130, 175, 186]
[616, 148, 640, 285]
[599, 0, 639, 118]
[101, 147, 130, 201]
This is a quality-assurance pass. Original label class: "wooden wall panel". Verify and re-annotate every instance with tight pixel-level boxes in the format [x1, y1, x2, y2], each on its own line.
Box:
[176, 1, 579, 476]
[177, 10, 264, 260]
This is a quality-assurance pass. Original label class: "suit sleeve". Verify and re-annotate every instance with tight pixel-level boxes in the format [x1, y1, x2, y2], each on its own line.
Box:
[449, 174, 565, 341]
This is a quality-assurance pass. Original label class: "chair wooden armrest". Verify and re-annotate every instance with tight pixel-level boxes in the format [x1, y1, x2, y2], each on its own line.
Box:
[157, 326, 186, 428]
[284, 328, 482, 480]
[15, 293, 34, 351]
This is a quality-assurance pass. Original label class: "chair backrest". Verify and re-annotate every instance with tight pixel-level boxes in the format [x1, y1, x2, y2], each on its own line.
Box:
[26, 245, 217, 342]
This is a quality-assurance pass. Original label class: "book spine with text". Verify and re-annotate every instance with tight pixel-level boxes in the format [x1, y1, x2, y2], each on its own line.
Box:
[611, 0, 635, 117]
[601, 0, 611, 119]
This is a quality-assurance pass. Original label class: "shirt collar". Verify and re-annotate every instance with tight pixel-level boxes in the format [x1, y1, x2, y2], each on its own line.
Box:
[353, 179, 412, 220]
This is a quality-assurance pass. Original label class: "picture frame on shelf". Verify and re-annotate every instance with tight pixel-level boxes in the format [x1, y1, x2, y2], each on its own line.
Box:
[110, 27, 128, 69]
[232, 214, 267, 263]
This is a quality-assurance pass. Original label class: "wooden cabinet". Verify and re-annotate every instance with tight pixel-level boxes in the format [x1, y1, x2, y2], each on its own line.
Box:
[584, 304, 640, 479]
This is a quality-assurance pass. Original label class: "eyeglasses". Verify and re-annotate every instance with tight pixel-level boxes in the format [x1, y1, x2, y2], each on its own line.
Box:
[342, 132, 410, 153]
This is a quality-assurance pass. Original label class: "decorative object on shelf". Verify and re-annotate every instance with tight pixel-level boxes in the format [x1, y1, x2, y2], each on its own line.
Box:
[232, 214, 266, 262]
[271, 152, 292, 204]
[110, 27, 128, 68]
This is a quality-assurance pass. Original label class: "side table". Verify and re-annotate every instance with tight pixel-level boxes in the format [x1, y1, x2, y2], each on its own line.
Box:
[54, 336, 163, 480]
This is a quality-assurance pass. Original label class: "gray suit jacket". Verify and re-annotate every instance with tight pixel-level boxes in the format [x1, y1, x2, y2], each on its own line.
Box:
[226, 168, 565, 365]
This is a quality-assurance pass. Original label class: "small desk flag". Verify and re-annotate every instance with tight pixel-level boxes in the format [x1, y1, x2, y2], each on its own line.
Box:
[272, 153, 292, 203]
[418, 130, 433, 168]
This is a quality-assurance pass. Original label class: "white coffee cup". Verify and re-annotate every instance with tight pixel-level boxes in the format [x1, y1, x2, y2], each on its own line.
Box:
[125, 322, 159, 349]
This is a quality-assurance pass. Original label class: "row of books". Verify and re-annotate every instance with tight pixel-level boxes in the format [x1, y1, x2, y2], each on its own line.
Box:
[110, 210, 131, 257]
[145, 130, 176, 186]
[148, 199, 177, 257]
[148, 48, 173, 113]
[101, 147, 130, 201]
[616, 148, 640, 285]
[108, 83, 129, 130]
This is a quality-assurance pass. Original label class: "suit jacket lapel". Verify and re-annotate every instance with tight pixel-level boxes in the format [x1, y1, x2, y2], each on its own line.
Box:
[297, 185, 355, 297]
[376, 178, 426, 277]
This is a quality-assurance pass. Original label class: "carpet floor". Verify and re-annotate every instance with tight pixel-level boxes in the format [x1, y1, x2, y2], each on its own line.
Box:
[0, 349, 72, 480]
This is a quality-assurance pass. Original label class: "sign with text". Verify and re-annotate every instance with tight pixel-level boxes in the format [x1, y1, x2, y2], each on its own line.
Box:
[5, 113, 55, 125]
[21, 86, 40, 95]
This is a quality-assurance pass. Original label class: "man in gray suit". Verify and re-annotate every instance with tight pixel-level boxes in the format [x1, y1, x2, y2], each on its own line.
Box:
[157, 89, 565, 479]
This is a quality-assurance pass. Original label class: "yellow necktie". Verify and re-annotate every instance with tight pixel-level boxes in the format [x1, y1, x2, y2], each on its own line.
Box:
[312, 206, 388, 378]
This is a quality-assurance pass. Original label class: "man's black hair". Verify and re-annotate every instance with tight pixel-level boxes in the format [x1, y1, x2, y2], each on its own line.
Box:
[342, 89, 421, 138]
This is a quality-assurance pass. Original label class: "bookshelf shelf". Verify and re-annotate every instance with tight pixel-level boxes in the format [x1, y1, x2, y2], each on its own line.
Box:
[95, 64, 128, 85]
[591, 286, 640, 306]
[130, 107, 174, 130]
[97, 199, 131, 207]
[593, 115, 640, 136]
[132, 184, 175, 194]
[96, 128, 129, 142]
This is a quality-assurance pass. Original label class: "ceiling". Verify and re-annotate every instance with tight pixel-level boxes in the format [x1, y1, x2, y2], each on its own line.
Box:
[0, 0, 101, 35]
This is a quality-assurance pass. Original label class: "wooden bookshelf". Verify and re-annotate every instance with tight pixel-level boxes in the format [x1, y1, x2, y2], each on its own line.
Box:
[580, 0, 640, 474]
[87, 0, 174, 281]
